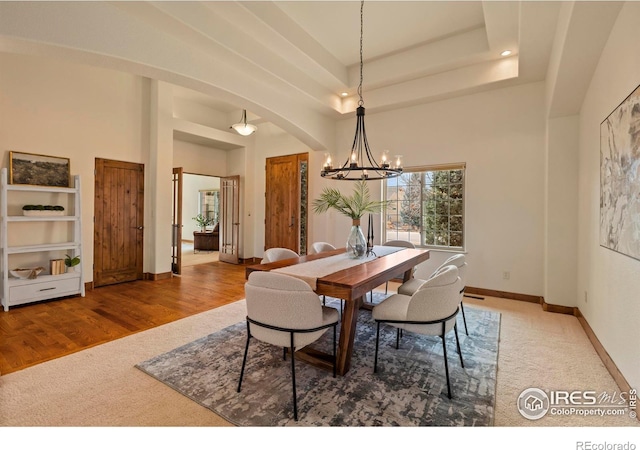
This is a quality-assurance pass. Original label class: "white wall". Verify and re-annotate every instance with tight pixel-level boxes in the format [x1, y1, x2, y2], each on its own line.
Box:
[0, 51, 556, 302]
[0, 52, 150, 280]
[173, 139, 228, 177]
[328, 82, 547, 295]
[545, 115, 579, 307]
[577, 1, 640, 390]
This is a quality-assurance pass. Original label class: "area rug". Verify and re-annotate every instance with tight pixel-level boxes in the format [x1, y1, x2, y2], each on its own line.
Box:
[136, 297, 501, 426]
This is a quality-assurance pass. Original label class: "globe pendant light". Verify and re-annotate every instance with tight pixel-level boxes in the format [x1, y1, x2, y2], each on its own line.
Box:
[321, 0, 402, 181]
[230, 109, 257, 136]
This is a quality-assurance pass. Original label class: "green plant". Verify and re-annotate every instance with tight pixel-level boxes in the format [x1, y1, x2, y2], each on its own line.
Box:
[192, 213, 213, 230]
[22, 204, 64, 211]
[65, 254, 80, 267]
[312, 180, 389, 220]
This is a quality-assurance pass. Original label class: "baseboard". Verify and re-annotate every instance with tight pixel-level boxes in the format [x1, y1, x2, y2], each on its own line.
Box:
[240, 257, 260, 264]
[144, 272, 172, 281]
[540, 300, 576, 315]
[465, 286, 542, 304]
[574, 308, 638, 420]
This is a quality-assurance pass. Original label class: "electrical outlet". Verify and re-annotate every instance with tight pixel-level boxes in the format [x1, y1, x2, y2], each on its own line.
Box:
[503, 271, 510, 280]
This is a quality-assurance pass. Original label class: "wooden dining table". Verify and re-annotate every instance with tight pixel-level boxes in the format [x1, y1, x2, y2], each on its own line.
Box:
[245, 247, 430, 375]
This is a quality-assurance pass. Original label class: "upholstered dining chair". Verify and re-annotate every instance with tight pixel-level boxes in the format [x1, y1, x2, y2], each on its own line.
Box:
[372, 265, 464, 399]
[398, 253, 469, 335]
[261, 247, 299, 264]
[370, 240, 416, 302]
[311, 241, 336, 254]
[238, 271, 339, 421]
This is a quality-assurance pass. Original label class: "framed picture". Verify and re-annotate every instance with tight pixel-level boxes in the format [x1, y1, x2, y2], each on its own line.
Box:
[9, 151, 71, 187]
[600, 83, 640, 261]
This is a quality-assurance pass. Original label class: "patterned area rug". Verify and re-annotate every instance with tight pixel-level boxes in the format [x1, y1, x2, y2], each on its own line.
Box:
[136, 296, 501, 426]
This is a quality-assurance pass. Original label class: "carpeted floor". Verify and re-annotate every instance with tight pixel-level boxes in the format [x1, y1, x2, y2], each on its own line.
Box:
[0, 293, 636, 431]
[180, 242, 219, 267]
[136, 298, 500, 426]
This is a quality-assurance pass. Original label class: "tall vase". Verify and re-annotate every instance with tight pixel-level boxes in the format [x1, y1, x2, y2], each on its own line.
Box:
[346, 219, 367, 259]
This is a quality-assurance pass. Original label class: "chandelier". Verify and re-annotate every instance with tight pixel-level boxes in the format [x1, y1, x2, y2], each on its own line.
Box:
[321, 0, 402, 181]
[230, 109, 257, 136]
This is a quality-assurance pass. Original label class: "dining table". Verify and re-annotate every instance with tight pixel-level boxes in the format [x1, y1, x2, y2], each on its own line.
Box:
[245, 246, 430, 375]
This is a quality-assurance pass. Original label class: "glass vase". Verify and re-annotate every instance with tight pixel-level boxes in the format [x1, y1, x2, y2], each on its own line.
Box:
[346, 219, 367, 259]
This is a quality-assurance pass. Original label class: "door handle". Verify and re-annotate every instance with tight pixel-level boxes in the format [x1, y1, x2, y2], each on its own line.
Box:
[133, 226, 143, 230]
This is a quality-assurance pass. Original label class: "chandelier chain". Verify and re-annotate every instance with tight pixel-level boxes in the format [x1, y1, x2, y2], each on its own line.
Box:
[358, 0, 364, 107]
[319, 0, 402, 181]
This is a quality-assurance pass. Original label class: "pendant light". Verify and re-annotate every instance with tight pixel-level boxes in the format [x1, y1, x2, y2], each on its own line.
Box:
[321, 0, 402, 181]
[230, 109, 257, 136]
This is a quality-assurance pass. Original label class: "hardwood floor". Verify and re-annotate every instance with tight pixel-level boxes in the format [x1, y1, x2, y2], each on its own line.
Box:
[0, 261, 248, 375]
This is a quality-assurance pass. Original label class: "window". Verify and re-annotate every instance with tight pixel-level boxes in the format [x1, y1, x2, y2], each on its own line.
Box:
[384, 164, 465, 250]
[199, 189, 220, 226]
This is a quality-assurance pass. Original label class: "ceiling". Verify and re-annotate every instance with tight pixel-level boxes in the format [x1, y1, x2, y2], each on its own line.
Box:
[0, 1, 623, 151]
[167, 1, 562, 120]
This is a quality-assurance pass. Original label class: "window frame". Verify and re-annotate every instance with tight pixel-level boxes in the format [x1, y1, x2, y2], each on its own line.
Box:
[383, 163, 466, 251]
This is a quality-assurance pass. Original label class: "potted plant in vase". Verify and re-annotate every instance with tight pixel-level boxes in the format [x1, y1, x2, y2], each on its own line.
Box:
[192, 213, 213, 232]
[312, 180, 389, 259]
[65, 254, 81, 272]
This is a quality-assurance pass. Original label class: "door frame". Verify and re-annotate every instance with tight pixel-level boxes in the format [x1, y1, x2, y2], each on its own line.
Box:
[171, 167, 183, 274]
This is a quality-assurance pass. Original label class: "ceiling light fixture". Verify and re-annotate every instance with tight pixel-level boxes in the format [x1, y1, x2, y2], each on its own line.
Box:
[501, 50, 512, 56]
[230, 109, 257, 136]
[321, 0, 402, 181]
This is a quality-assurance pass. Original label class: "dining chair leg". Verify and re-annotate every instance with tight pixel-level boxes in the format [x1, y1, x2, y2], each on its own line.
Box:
[441, 324, 452, 399]
[454, 323, 464, 368]
[332, 324, 337, 378]
[237, 323, 251, 393]
[460, 301, 469, 335]
[289, 333, 298, 421]
[374, 322, 381, 373]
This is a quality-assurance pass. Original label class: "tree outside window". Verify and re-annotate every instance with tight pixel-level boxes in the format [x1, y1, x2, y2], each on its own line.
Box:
[384, 165, 465, 250]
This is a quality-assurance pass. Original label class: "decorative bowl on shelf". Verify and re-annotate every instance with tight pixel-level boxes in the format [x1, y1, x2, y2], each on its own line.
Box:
[22, 205, 66, 217]
[10, 267, 44, 279]
[23, 210, 65, 217]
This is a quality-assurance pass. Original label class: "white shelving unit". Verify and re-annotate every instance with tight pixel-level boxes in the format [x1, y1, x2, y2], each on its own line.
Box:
[1, 168, 85, 311]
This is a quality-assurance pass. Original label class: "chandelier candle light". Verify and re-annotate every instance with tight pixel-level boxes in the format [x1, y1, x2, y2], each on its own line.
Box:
[321, 0, 402, 181]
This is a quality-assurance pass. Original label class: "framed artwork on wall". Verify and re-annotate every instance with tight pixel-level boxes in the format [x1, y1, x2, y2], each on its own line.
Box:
[9, 151, 71, 187]
[600, 84, 640, 261]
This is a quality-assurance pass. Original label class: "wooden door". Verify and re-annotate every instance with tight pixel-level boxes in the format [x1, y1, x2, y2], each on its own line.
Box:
[219, 175, 240, 264]
[94, 158, 144, 287]
[171, 167, 183, 274]
[265, 153, 308, 254]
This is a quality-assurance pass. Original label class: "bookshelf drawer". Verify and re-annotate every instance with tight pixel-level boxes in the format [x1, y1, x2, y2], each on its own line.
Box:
[9, 278, 81, 306]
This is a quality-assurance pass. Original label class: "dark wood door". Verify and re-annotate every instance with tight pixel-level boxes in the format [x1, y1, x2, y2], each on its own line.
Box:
[265, 153, 308, 254]
[94, 158, 144, 287]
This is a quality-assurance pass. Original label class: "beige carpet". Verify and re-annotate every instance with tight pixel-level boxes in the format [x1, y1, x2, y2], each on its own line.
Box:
[180, 241, 219, 267]
[0, 293, 637, 429]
